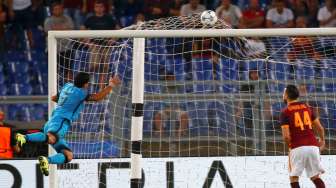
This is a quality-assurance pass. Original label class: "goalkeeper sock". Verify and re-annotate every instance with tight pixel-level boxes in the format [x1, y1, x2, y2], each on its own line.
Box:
[48, 153, 66, 164]
[312, 178, 325, 188]
[26, 132, 46, 142]
[290, 182, 300, 188]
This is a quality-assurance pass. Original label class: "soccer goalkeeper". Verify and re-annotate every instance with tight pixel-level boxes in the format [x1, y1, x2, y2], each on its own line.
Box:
[15, 72, 120, 176]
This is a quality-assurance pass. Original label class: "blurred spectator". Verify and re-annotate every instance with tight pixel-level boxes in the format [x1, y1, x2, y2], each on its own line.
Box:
[236, 70, 258, 136]
[7, 0, 34, 49]
[287, 16, 321, 62]
[160, 70, 184, 93]
[266, 0, 294, 28]
[0, 111, 16, 159]
[31, 0, 45, 28]
[292, 0, 308, 17]
[63, 0, 84, 29]
[192, 37, 218, 59]
[134, 12, 145, 25]
[82, 0, 119, 30]
[215, 0, 242, 28]
[317, 0, 336, 27]
[143, 0, 170, 20]
[180, 0, 206, 16]
[82, 0, 108, 16]
[0, 2, 6, 57]
[44, 1, 74, 31]
[44, 1, 74, 81]
[244, 37, 267, 58]
[306, 0, 320, 27]
[236, 70, 272, 136]
[241, 0, 265, 28]
[117, 0, 142, 18]
[153, 103, 189, 137]
[169, 0, 184, 16]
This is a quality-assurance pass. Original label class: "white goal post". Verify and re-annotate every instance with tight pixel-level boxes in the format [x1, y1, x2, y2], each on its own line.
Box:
[48, 28, 336, 188]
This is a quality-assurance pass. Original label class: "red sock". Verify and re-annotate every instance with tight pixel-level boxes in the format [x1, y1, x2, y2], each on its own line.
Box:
[291, 182, 300, 188]
[312, 178, 325, 188]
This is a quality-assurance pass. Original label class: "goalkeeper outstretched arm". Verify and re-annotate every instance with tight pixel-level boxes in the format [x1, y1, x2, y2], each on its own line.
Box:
[86, 76, 121, 101]
[51, 75, 121, 102]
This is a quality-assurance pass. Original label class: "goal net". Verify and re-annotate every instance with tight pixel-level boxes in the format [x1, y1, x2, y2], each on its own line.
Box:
[50, 14, 336, 188]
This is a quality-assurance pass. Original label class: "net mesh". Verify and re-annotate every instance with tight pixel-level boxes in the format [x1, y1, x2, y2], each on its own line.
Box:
[55, 14, 336, 187]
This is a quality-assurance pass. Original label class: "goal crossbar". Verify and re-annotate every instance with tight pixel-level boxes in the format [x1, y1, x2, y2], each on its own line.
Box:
[49, 28, 336, 38]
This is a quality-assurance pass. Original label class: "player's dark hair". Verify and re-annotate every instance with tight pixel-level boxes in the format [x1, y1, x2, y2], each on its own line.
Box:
[274, 0, 285, 4]
[51, 0, 62, 9]
[94, 0, 105, 5]
[74, 72, 90, 88]
[285, 85, 300, 100]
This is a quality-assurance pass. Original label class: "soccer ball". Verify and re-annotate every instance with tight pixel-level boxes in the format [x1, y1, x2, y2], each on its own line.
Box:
[200, 10, 218, 26]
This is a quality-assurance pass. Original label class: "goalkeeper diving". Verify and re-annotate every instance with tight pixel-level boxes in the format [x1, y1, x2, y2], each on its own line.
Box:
[15, 72, 121, 176]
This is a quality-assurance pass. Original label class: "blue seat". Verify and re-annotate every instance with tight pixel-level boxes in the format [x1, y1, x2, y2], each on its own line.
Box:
[69, 141, 120, 159]
[143, 102, 155, 134]
[326, 102, 336, 129]
[33, 84, 47, 95]
[193, 101, 209, 135]
[7, 105, 20, 120]
[0, 84, 7, 95]
[31, 50, 47, 62]
[321, 58, 336, 68]
[186, 102, 198, 134]
[144, 84, 161, 93]
[272, 102, 286, 118]
[8, 84, 33, 95]
[4, 51, 26, 62]
[221, 69, 238, 93]
[271, 63, 291, 92]
[207, 101, 231, 134]
[7, 61, 29, 74]
[144, 60, 160, 81]
[220, 58, 238, 70]
[9, 104, 32, 121]
[31, 104, 47, 120]
[147, 54, 165, 65]
[323, 69, 336, 92]
[31, 28, 46, 50]
[0, 73, 5, 84]
[119, 16, 134, 27]
[273, 63, 290, 80]
[294, 65, 315, 92]
[115, 60, 132, 83]
[165, 57, 185, 81]
[193, 58, 213, 72]
[192, 58, 215, 93]
[247, 60, 265, 71]
[146, 38, 166, 49]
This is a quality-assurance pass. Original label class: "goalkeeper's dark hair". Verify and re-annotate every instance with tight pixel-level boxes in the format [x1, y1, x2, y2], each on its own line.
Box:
[285, 85, 299, 100]
[74, 72, 90, 88]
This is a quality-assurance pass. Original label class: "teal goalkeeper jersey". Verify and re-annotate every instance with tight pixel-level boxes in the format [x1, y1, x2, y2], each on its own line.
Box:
[52, 83, 88, 122]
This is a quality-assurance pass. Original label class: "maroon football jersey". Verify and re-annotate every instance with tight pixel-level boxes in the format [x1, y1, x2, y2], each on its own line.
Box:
[280, 102, 319, 149]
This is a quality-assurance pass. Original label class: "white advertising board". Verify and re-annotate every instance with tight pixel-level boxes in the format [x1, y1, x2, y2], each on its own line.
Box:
[1, 156, 335, 188]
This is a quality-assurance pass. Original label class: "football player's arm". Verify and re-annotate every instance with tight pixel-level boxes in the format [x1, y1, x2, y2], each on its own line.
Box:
[86, 76, 121, 102]
[281, 125, 291, 148]
[51, 93, 59, 103]
[280, 111, 291, 148]
[312, 118, 325, 151]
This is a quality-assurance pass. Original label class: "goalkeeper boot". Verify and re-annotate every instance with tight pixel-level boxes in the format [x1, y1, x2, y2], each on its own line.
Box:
[15, 133, 26, 150]
[38, 156, 49, 176]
